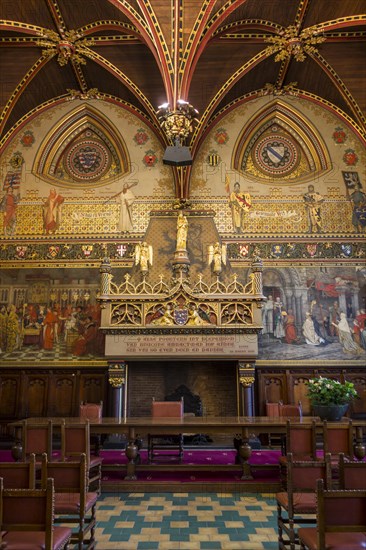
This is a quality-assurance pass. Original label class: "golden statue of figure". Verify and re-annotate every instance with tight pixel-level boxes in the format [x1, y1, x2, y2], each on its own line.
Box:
[176, 211, 188, 250]
[134, 241, 153, 274]
[208, 242, 227, 274]
[152, 304, 175, 325]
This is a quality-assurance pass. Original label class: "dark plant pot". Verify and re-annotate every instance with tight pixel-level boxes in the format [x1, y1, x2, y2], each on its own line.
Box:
[312, 403, 349, 421]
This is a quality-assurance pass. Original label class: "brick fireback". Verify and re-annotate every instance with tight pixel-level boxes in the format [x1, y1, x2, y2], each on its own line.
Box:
[127, 360, 238, 417]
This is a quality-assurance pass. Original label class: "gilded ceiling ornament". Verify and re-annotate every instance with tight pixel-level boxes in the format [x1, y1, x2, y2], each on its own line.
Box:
[172, 198, 192, 210]
[260, 82, 298, 97]
[265, 25, 326, 62]
[36, 28, 95, 66]
[66, 88, 101, 100]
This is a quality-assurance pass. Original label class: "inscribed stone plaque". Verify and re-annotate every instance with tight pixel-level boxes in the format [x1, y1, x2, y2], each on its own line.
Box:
[105, 333, 258, 359]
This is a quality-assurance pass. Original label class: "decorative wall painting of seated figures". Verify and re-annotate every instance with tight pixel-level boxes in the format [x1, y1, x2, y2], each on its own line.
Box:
[0, 270, 106, 363]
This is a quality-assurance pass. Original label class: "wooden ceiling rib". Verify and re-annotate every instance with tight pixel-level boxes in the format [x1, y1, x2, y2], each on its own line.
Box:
[0, 0, 58, 30]
[0, 0, 365, 150]
[303, 0, 366, 28]
[57, 0, 126, 30]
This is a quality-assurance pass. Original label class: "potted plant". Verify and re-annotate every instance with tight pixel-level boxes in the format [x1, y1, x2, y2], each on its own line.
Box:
[306, 377, 358, 421]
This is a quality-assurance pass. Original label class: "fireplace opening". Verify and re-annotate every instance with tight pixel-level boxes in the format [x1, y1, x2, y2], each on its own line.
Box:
[127, 360, 238, 417]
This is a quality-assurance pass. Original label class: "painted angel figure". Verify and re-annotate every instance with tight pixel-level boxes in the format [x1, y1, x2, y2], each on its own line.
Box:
[134, 241, 153, 274]
[208, 242, 227, 274]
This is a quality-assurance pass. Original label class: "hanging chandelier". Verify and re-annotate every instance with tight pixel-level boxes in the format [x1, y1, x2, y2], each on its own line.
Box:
[157, 100, 199, 143]
[157, 100, 199, 166]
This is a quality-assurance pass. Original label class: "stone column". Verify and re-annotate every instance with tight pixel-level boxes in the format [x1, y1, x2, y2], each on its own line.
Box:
[251, 255, 263, 295]
[108, 362, 126, 419]
[238, 362, 256, 417]
[351, 286, 360, 315]
[99, 257, 112, 296]
[335, 282, 348, 314]
[107, 362, 127, 449]
[296, 288, 307, 325]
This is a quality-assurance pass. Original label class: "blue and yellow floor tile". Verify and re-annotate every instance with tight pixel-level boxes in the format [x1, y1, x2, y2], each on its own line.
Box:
[92, 492, 278, 549]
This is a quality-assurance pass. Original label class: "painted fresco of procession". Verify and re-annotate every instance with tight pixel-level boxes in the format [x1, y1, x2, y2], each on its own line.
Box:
[258, 270, 366, 360]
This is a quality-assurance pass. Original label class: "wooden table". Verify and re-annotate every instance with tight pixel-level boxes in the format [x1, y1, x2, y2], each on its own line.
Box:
[8, 416, 366, 481]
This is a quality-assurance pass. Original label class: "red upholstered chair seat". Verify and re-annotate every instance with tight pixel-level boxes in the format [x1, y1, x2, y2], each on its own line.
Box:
[61, 419, 102, 495]
[276, 491, 317, 514]
[55, 492, 98, 514]
[298, 528, 366, 549]
[0, 477, 71, 550]
[2, 527, 72, 550]
[41, 453, 98, 550]
[298, 479, 366, 550]
[276, 453, 332, 549]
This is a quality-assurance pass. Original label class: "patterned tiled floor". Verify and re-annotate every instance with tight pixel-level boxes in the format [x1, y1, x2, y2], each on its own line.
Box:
[92, 491, 278, 549]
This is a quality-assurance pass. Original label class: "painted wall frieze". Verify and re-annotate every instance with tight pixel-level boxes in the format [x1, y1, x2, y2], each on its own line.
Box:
[227, 240, 365, 264]
[0, 240, 135, 267]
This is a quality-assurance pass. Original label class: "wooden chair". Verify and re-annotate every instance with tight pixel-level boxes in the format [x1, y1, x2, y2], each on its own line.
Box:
[80, 401, 103, 421]
[60, 419, 103, 495]
[276, 452, 332, 550]
[279, 420, 318, 485]
[322, 419, 355, 459]
[80, 400, 103, 454]
[21, 419, 53, 461]
[0, 453, 36, 488]
[298, 478, 366, 550]
[148, 397, 184, 463]
[266, 401, 302, 448]
[338, 452, 366, 489]
[41, 452, 98, 550]
[0, 477, 72, 550]
[279, 402, 303, 417]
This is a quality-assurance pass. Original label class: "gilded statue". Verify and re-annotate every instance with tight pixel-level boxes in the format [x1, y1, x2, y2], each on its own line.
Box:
[208, 242, 227, 274]
[134, 241, 153, 274]
[176, 211, 188, 250]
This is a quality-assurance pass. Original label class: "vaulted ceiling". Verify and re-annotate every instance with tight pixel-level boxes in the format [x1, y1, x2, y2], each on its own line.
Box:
[1, 0, 365, 154]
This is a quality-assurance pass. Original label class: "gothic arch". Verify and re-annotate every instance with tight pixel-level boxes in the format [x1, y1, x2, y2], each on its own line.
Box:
[33, 104, 130, 188]
[233, 100, 331, 184]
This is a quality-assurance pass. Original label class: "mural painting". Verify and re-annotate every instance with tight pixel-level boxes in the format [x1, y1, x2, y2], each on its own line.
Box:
[257, 266, 366, 361]
[0, 97, 365, 368]
[0, 270, 105, 362]
[0, 264, 365, 364]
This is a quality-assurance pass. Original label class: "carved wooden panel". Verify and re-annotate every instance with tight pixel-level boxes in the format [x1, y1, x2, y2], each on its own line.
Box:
[0, 376, 20, 419]
[345, 374, 366, 418]
[25, 376, 48, 417]
[288, 374, 312, 414]
[51, 376, 77, 417]
[257, 367, 366, 419]
[259, 374, 287, 414]
[79, 374, 106, 405]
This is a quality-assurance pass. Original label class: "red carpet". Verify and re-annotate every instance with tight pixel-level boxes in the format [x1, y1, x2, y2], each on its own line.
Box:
[100, 448, 281, 465]
[100, 448, 281, 484]
[0, 448, 282, 484]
